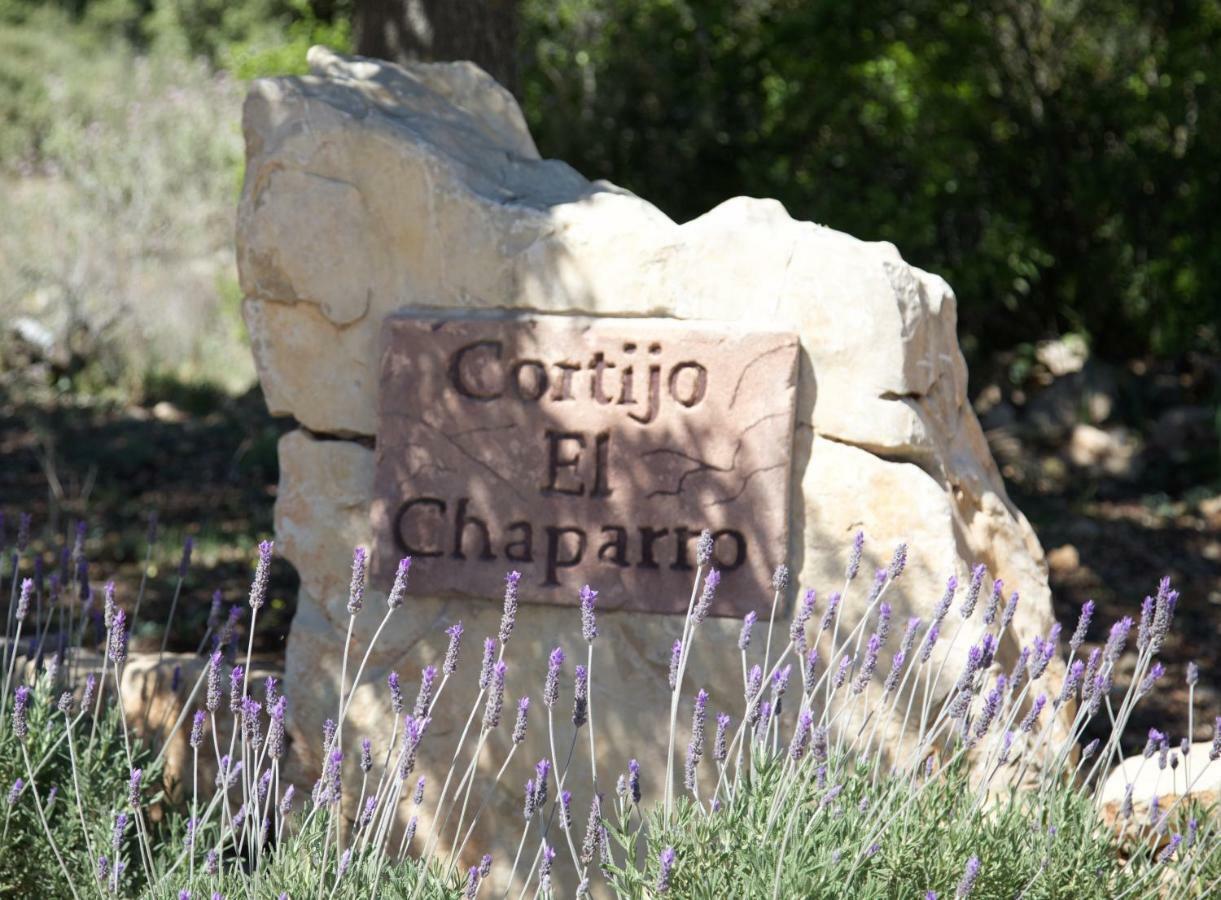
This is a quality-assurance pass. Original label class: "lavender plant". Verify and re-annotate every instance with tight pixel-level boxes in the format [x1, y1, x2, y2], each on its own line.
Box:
[0, 514, 1218, 899]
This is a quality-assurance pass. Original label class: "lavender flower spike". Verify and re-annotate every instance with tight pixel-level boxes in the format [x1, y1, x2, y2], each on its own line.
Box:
[443, 621, 463, 675]
[346, 547, 367, 614]
[500, 571, 521, 644]
[1070, 599, 1095, 654]
[982, 577, 1003, 626]
[696, 530, 715, 566]
[888, 542, 908, 580]
[961, 564, 986, 620]
[692, 569, 720, 625]
[512, 697, 530, 744]
[482, 661, 506, 730]
[657, 847, 677, 894]
[544, 647, 564, 707]
[846, 531, 864, 581]
[108, 609, 129, 665]
[573, 664, 589, 727]
[16, 578, 32, 622]
[387, 556, 412, 609]
[957, 855, 981, 898]
[250, 539, 273, 610]
[668, 640, 682, 690]
[738, 611, 757, 651]
[388, 671, 403, 716]
[579, 583, 598, 642]
[12, 686, 30, 741]
[478, 637, 496, 690]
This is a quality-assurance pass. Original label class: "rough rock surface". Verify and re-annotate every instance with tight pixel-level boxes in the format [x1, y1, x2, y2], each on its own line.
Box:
[238, 46, 1061, 891]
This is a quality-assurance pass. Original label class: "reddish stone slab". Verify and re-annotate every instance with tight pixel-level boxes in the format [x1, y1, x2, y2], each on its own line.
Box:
[371, 315, 798, 615]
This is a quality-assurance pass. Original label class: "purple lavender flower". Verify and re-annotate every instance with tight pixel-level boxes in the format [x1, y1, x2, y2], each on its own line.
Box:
[933, 576, 958, 624]
[545, 647, 564, 707]
[1019, 695, 1046, 732]
[884, 650, 906, 696]
[57, 691, 73, 715]
[414, 776, 426, 805]
[360, 737, 373, 773]
[7, 778, 22, 806]
[573, 663, 589, 727]
[739, 611, 757, 651]
[112, 811, 128, 850]
[1187, 661, 1199, 687]
[1000, 591, 1020, 634]
[12, 685, 30, 741]
[359, 795, 377, 829]
[919, 624, 941, 664]
[337, 848, 352, 879]
[499, 571, 521, 644]
[464, 867, 479, 899]
[581, 795, 602, 865]
[387, 670, 403, 716]
[108, 609, 128, 665]
[657, 847, 677, 894]
[346, 547, 367, 615]
[811, 726, 828, 763]
[961, 565, 986, 620]
[628, 758, 641, 803]
[512, 697, 530, 744]
[1104, 616, 1133, 670]
[790, 589, 816, 651]
[1121, 784, 1134, 819]
[443, 621, 463, 675]
[772, 564, 790, 592]
[579, 583, 598, 642]
[1138, 662, 1165, 697]
[668, 640, 685, 692]
[957, 856, 980, 897]
[804, 647, 819, 688]
[1070, 599, 1095, 654]
[403, 815, 417, 848]
[745, 664, 763, 720]
[713, 713, 730, 763]
[480, 854, 493, 878]
[533, 758, 552, 812]
[538, 843, 556, 893]
[387, 556, 412, 609]
[832, 653, 852, 690]
[1157, 833, 1182, 864]
[413, 665, 437, 718]
[483, 661, 507, 730]
[771, 665, 792, 709]
[852, 634, 882, 695]
[888, 543, 908, 580]
[693, 569, 720, 625]
[867, 568, 887, 604]
[972, 676, 1006, 744]
[753, 701, 772, 742]
[846, 531, 864, 581]
[789, 710, 813, 759]
[249, 540, 273, 611]
[189, 711, 206, 749]
[1057, 660, 1085, 708]
[819, 592, 842, 633]
[229, 665, 244, 714]
[696, 530, 714, 566]
[479, 637, 496, 691]
[559, 789, 573, 829]
[81, 673, 96, 711]
[16, 578, 32, 622]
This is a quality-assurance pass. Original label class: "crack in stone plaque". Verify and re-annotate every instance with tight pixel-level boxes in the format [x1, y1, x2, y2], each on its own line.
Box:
[370, 315, 799, 616]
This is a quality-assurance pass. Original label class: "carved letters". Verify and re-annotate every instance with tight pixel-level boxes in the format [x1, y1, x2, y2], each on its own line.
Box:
[371, 316, 798, 615]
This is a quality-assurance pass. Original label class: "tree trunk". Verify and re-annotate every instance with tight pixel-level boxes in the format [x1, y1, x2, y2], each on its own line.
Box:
[354, 0, 519, 94]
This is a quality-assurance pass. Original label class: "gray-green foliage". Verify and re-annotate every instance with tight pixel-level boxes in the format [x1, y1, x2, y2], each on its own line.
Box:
[603, 755, 1183, 899]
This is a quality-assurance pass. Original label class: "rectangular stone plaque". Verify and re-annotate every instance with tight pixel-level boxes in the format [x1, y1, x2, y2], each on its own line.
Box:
[371, 315, 799, 616]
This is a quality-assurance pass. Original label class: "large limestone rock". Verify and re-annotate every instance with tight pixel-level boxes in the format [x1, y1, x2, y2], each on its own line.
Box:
[237, 47, 1061, 892]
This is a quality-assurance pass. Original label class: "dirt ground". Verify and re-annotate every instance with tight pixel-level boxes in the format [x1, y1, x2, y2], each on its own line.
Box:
[0, 349, 1217, 754]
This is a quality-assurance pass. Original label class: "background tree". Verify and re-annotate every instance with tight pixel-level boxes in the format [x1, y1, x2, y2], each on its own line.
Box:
[354, 0, 518, 92]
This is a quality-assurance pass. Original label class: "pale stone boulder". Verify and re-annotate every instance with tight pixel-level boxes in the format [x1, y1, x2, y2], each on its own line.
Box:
[1100, 742, 1221, 840]
[238, 46, 1062, 891]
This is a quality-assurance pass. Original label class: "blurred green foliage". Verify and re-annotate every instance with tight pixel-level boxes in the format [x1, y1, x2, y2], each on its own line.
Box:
[2, 0, 1218, 365]
[522, 0, 1221, 364]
